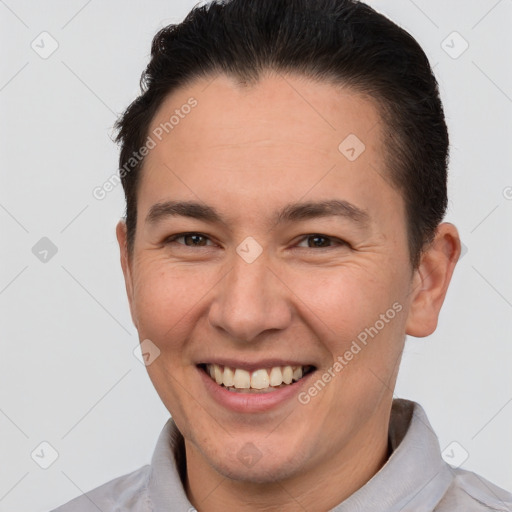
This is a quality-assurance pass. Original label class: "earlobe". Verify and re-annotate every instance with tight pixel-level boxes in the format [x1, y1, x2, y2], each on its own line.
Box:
[116, 220, 138, 329]
[405, 223, 461, 338]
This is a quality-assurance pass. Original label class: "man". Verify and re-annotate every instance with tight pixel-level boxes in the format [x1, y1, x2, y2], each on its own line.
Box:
[53, 0, 512, 510]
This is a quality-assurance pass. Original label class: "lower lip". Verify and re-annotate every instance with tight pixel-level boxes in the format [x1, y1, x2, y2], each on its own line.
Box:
[198, 366, 315, 413]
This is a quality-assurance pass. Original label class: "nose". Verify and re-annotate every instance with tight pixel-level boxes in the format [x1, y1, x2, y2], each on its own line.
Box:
[208, 250, 292, 343]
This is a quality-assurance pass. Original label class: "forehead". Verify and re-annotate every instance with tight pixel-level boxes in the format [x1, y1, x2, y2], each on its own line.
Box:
[138, 73, 398, 226]
[149, 73, 382, 156]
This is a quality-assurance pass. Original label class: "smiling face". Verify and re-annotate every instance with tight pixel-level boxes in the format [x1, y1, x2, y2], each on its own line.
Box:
[116, 72, 458, 501]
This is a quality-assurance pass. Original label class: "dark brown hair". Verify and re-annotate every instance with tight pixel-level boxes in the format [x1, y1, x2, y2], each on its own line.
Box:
[115, 0, 449, 269]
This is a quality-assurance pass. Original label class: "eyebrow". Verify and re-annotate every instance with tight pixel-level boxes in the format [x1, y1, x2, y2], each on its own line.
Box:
[145, 199, 370, 229]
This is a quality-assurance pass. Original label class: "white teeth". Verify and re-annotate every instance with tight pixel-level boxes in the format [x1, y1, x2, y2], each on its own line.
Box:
[233, 368, 251, 389]
[222, 366, 235, 387]
[205, 363, 311, 391]
[269, 366, 283, 386]
[251, 369, 269, 389]
[214, 365, 223, 385]
[282, 365, 293, 384]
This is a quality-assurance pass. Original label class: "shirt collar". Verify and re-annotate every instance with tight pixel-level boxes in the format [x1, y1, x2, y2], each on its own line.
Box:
[147, 415, 191, 509]
[331, 399, 453, 512]
[147, 399, 453, 511]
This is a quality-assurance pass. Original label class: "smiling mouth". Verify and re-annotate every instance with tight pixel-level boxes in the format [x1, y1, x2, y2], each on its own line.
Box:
[198, 363, 316, 393]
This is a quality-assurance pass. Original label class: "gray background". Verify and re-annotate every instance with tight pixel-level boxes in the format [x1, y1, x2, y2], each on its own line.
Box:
[0, 0, 511, 510]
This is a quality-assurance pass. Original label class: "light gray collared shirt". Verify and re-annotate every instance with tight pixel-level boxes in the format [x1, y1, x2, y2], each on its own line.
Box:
[52, 399, 512, 511]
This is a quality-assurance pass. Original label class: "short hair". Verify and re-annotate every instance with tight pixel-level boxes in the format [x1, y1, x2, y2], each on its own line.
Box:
[114, 0, 449, 269]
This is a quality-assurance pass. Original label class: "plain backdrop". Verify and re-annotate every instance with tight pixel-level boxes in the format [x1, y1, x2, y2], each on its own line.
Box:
[0, 1, 511, 510]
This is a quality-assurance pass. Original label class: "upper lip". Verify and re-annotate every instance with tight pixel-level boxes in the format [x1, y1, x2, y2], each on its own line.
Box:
[197, 359, 316, 372]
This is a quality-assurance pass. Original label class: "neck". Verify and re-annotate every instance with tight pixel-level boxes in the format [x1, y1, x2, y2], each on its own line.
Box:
[184, 405, 392, 511]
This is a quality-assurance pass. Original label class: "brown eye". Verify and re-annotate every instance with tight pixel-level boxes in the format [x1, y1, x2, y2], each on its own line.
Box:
[297, 234, 347, 249]
[307, 235, 331, 248]
[182, 234, 208, 246]
[165, 233, 213, 247]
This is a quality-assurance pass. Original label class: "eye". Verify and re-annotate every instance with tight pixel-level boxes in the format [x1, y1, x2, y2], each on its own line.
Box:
[164, 232, 215, 247]
[296, 234, 348, 249]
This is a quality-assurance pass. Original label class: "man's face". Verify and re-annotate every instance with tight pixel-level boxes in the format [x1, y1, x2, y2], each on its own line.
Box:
[118, 73, 423, 482]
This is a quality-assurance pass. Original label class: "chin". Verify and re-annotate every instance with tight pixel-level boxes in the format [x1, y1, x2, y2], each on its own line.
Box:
[204, 439, 312, 484]
[214, 458, 302, 485]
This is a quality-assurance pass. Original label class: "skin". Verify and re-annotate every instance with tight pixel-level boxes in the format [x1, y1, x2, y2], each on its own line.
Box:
[116, 72, 460, 511]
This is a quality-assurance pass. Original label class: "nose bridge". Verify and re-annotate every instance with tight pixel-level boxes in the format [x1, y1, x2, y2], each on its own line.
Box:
[208, 250, 291, 342]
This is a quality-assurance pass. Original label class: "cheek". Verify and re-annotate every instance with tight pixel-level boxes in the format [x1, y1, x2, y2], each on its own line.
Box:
[289, 263, 402, 340]
[131, 260, 208, 341]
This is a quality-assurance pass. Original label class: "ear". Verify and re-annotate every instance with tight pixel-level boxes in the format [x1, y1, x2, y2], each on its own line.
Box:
[116, 219, 138, 329]
[405, 222, 461, 337]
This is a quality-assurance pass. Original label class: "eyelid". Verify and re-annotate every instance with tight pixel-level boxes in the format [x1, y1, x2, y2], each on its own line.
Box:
[163, 232, 349, 250]
[295, 234, 349, 249]
[164, 232, 217, 247]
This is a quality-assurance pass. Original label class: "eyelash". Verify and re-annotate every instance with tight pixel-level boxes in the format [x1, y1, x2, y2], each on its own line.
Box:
[163, 232, 349, 250]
